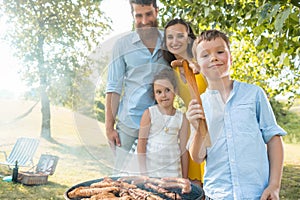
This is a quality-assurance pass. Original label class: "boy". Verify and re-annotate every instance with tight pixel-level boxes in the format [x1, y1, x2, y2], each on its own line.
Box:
[186, 30, 286, 200]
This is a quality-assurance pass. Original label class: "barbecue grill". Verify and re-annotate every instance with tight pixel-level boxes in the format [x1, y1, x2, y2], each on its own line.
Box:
[64, 176, 204, 200]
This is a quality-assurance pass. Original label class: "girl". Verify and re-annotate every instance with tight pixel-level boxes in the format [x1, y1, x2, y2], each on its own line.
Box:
[137, 68, 189, 178]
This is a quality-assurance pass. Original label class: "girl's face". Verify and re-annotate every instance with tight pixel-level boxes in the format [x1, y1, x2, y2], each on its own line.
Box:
[166, 23, 189, 58]
[153, 79, 176, 108]
[196, 37, 232, 81]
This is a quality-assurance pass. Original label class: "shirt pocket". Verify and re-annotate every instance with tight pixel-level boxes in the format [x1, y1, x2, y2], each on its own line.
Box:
[231, 102, 259, 134]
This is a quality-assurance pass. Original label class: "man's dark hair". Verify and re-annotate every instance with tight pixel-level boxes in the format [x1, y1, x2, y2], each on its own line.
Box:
[129, 0, 158, 14]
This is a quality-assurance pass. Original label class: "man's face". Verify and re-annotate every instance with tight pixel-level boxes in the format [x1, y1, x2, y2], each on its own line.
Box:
[132, 3, 158, 30]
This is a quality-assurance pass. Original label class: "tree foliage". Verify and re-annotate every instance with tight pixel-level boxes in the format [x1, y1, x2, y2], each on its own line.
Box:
[0, 0, 111, 138]
[159, 0, 300, 106]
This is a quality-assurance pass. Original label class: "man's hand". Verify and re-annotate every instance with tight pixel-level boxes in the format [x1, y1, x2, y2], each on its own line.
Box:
[105, 92, 121, 150]
[186, 99, 205, 130]
[106, 129, 121, 150]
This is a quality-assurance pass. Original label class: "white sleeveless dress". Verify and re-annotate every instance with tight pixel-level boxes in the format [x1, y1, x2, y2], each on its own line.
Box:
[146, 105, 183, 178]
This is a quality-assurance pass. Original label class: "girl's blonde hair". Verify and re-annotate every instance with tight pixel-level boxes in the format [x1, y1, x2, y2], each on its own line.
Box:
[153, 68, 177, 90]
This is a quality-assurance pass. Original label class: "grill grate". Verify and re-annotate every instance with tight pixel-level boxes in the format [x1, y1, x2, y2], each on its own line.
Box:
[64, 177, 204, 200]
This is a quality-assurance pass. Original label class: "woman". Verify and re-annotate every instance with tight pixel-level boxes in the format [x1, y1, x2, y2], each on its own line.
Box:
[162, 18, 207, 185]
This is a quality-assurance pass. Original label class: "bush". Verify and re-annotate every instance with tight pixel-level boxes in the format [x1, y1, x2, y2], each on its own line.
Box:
[270, 98, 300, 144]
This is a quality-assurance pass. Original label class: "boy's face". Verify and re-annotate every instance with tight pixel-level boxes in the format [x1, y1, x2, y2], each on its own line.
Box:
[196, 37, 232, 81]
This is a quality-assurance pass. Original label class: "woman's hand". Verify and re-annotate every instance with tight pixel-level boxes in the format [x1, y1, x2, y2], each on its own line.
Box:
[171, 59, 200, 74]
[188, 59, 201, 74]
[171, 59, 200, 84]
[186, 99, 205, 130]
[170, 59, 183, 68]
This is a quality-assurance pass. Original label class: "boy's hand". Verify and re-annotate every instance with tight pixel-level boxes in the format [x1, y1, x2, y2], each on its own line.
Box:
[260, 185, 280, 200]
[186, 99, 205, 130]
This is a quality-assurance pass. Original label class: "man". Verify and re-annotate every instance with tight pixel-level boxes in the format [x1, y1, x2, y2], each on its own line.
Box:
[105, 0, 168, 174]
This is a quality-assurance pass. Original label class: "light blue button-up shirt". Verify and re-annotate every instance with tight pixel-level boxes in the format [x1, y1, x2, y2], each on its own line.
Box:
[106, 30, 169, 130]
[191, 81, 286, 199]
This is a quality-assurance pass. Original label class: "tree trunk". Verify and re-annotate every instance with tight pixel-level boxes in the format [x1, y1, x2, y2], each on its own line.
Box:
[37, 28, 51, 139]
[40, 86, 51, 139]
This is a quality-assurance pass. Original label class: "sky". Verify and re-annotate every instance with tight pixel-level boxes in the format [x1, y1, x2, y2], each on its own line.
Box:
[0, 15, 25, 96]
[0, 0, 133, 97]
[101, 0, 132, 38]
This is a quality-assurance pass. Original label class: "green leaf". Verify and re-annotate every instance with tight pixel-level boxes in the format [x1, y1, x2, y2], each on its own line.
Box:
[275, 8, 290, 32]
[254, 35, 261, 46]
[204, 7, 210, 17]
[283, 55, 290, 66]
[269, 4, 281, 19]
[257, 3, 271, 25]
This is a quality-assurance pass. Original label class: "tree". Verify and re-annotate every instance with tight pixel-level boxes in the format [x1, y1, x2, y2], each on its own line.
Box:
[159, 0, 299, 106]
[0, 0, 111, 139]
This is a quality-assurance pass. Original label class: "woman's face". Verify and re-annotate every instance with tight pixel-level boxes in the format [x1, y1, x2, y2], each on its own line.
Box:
[165, 23, 189, 59]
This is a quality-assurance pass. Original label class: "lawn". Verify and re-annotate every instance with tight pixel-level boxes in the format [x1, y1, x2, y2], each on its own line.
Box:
[0, 99, 299, 200]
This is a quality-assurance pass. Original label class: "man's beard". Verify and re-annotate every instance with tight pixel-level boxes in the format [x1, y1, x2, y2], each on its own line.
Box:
[136, 20, 159, 40]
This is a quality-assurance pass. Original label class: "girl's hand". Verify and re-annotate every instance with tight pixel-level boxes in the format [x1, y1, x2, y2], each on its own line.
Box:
[186, 99, 205, 130]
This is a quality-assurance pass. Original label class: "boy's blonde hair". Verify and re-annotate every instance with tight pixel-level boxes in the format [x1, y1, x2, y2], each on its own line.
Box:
[192, 30, 231, 58]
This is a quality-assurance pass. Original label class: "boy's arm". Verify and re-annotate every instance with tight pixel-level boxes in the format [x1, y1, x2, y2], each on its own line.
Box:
[105, 92, 121, 148]
[137, 109, 151, 175]
[179, 114, 189, 178]
[260, 135, 284, 200]
[186, 99, 206, 163]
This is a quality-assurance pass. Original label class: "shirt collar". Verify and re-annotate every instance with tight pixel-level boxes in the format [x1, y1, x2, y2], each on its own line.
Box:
[132, 29, 163, 44]
[204, 80, 241, 103]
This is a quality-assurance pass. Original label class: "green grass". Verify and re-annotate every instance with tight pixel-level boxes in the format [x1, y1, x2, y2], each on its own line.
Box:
[1, 144, 299, 200]
[281, 164, 300, 199]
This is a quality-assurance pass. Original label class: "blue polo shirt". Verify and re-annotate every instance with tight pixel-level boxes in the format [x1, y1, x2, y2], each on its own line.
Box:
[106, 30, 169, 130]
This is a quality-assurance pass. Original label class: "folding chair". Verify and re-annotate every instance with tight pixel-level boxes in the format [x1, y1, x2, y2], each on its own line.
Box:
[0, 137, 39, 169]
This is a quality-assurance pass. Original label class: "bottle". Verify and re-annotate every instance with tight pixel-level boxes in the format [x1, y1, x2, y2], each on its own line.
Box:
[12, 160, 18, 183]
